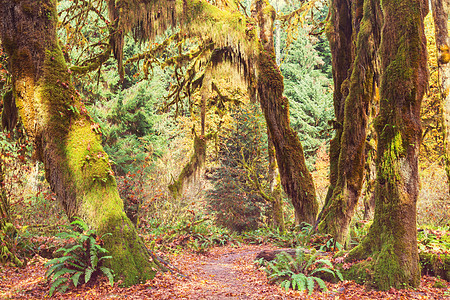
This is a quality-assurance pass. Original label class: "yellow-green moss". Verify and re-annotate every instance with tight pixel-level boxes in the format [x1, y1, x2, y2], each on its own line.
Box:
[168, 134, 206, 198]
[100, 213, 156, 286]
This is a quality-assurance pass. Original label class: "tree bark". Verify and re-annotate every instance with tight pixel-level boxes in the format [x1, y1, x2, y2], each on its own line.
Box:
[252, 0, 318, 225]
[0, 0, 156, 285]
[267, 130, 285, 232]
[317, 0, 381, 244]
[430, 0, 450, 189]
[345, 0, 428, 289]
[318, 0, 353, 217]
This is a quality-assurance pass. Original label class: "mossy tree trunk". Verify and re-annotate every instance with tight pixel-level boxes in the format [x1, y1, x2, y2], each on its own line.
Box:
[267, 130, 285, 232]
[318, 0, 353, 217]
[252, 0, 318, 225]
[345, 0, 428, 290]
[430, 0, 450, 189]
[317, 0, 381, 244]
[0, 0, 156, 285]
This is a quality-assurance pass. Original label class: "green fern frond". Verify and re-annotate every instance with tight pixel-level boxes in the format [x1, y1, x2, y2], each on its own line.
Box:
[306, 276, 315, 294]
[71, 271, 83, 287]
[313, 277, 327, 291]
[84, 267, 94, 283]
[100, 266, 114, 286]
[52, 268, 76, 281]
[70, 218, 89, 231]
[310, 267, 335, 277]
[49, 277, 68, 296]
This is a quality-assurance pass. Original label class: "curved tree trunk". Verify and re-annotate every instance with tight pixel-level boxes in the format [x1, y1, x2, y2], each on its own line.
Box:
[345, 0, 428, 290]
[252, 0, 318, 225]
[317, 0, 381, 244]
[0, 0, 156, 285]
[168, 134, 207, 198]
[430, 0, 450, 188]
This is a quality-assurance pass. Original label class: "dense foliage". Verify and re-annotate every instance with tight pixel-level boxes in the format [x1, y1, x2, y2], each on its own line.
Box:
[281, 30, 333, 170]
[206, 103, 270, 232]
[259, 248, 343, 294]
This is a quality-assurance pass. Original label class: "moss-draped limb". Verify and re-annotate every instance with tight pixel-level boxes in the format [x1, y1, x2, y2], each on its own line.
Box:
[183, 0, 319, 224]
[107, 0, 317, 223]
[344, 0, 428, 290]
[69, 45, 112, 75]
[168, 133, 207, 199]
[114, 0, 317, 223]
[0, 0, 156, 285]
[317, 0, 381, 244]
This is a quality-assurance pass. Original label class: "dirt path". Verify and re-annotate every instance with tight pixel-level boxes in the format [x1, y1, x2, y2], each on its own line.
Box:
[195, 249, 261, 299]
[145, 244, 299, 300]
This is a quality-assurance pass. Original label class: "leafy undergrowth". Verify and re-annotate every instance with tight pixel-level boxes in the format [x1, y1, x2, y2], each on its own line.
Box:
[1, 244, 449, 299]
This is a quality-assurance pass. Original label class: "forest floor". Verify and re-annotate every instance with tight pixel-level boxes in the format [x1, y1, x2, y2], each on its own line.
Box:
[0, 244, 449, 299]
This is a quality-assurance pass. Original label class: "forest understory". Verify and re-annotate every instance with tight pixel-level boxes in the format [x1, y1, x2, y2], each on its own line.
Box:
[1, 244, 449, 299]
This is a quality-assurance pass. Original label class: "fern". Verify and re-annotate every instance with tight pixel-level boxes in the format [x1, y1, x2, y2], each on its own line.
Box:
[44, 218, 114, 296]
[262, 248, 342, 294]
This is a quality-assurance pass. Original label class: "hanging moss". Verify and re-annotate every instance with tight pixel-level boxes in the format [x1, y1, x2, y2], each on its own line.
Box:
[168, 134, 207, 199]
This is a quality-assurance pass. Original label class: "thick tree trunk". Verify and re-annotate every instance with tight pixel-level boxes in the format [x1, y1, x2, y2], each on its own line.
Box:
[430, 0, 450, 188]
[0, 0, 156, 285]
[252, 0, 318, 225]
[317, 0, 381, 244]
[319, 0, 353, 216]
[345, 0, 428, 290]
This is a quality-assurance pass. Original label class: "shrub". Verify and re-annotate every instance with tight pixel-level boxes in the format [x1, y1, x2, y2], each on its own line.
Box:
[44, 218, 113, 296]
[260, 248, 342, 294]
